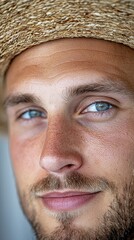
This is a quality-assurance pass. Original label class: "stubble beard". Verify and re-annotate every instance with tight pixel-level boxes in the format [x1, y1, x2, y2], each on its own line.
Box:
[18, 172, 134, 240]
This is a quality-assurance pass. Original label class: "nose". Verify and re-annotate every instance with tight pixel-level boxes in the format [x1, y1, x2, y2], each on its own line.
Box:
[39, 121, 82, 175]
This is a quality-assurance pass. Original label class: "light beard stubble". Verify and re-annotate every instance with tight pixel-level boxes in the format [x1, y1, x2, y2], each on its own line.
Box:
[18, 172, 134, 240]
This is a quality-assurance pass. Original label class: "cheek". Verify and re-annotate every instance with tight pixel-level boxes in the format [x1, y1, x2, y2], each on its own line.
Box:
[105, 120, 134, 176]
[81, 120, 134, 185]
[9, 135, 42, 186]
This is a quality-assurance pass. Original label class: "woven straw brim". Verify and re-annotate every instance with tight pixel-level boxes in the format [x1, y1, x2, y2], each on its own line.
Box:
[0, 0, 134, 132]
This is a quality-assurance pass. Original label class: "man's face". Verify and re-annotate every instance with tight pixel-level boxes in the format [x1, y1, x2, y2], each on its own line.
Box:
[4, 39, 134, 239]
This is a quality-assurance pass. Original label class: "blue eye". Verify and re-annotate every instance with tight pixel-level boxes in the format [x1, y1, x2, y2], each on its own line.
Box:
[20, 110, 45, 120]
[84, 102, 112, 113]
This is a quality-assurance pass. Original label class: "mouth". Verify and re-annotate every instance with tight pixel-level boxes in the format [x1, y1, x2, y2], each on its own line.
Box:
[38, 191, 101, 211]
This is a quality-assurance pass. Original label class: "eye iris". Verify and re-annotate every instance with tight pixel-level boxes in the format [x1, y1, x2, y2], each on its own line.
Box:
[95, 102, 111, 111]
[29, 110, 42, 118]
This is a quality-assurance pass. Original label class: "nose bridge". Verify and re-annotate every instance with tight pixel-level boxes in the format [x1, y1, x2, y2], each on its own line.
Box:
[44, 117, 70, 155]
[40, 116, 82, 174]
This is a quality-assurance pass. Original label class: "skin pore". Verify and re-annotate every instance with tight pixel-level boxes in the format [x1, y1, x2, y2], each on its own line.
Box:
[4, 38, 134, 239]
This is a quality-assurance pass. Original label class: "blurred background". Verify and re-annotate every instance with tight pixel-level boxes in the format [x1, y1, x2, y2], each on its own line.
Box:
[0, 134, 35, 240]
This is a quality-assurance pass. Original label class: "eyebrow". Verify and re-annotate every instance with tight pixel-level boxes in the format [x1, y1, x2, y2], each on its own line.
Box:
[66, 79, 134, 99]
[3, 80, 133, 109]
[3, 94, 41, 109]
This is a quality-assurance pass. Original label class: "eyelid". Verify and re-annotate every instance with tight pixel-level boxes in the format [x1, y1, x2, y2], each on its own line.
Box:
[16, 107, 47, 120]
[82, 101, 114, 113]
[74, 97, 120, 124]
[20, 110, 45, 119]
[76, 96, 119, 113]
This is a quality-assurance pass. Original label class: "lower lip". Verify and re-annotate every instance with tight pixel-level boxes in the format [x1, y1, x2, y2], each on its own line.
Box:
[41, 193, 99, 211]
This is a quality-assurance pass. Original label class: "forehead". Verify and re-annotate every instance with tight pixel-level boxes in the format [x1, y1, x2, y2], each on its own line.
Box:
[6, 38, 134, 89]
[9, 38, 133, 64]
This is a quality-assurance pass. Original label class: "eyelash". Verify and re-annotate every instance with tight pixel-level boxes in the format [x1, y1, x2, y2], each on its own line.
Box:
[17, 109, 46, 121]
[81, 101, 116, 118]
[83, 101, 113, 112]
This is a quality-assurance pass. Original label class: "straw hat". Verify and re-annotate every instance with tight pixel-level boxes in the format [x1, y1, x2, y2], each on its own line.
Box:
[0, 0, 134, 132]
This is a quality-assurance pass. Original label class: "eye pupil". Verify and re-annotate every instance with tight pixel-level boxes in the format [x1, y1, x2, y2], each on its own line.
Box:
[95, 102, 111, 111]
[29, 110, 41, 118]
[20, 110, 45, 120]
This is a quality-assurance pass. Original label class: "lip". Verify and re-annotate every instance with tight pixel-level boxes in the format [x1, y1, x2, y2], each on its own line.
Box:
[40, 191, 101, 211]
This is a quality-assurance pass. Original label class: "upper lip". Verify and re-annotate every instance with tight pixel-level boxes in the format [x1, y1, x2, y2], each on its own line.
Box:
[36, 190, 101, 198]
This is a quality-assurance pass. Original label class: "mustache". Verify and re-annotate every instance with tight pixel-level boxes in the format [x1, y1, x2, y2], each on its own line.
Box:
[30, 172, 116, 195]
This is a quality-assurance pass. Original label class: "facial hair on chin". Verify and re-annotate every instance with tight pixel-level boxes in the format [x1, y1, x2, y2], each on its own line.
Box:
[18, 172, 134, 240]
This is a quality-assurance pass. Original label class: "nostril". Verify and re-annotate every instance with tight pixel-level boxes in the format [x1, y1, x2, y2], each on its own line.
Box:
[67, 164, 74, 168]
[61, 163, 77, 171]
[40, 151, 82, 173]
